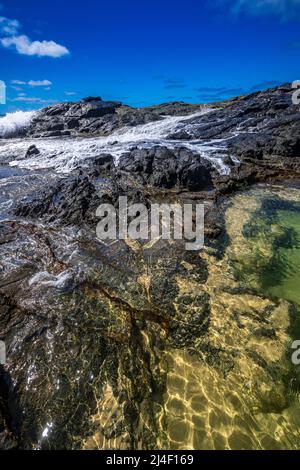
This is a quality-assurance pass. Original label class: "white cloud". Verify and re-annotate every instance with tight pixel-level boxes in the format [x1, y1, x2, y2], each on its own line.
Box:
[11, 79, 52, 88]
[0, 14, 70, 58]
[1, 35, 69, 57]
[28, 80, 52, 87]
[0, 16, 20, 35]
[65, 91, 77, 95]
[11, 80, 27, 85]
[11, 96, 56, 104]
[214, 0, 300, 19]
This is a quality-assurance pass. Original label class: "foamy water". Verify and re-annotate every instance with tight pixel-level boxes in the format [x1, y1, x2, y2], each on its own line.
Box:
[0, 111, 37, 138]
[0, 108, 233, 175]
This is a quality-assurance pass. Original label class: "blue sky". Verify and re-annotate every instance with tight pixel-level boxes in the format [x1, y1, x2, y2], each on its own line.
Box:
[0, 0, 300, 112]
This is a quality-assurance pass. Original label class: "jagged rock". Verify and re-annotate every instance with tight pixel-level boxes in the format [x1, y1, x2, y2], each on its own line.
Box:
[82, 96, 102, 103]
[78, 154, 115, 178]
[117, 146, 214, 191]
[2, 83, 300, 451]
[165, 84, 300, 165]
[14, 176, 102, 226]
[25, 145, 40, 158]
[142, 101, 203, 116]
[66, 118, 80, 129]
[23, 97, 203, 138]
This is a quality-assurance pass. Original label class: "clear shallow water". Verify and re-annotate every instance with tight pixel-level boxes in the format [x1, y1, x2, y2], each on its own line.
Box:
[1, 124, 300, 450]
[0, 165, 60, 221]
[261, 210, 300, 306]
[0, 165, 28, 179]
[80, 184, 300, 450]
[231, 185, 300, 306]
[152, 185, 300, 450]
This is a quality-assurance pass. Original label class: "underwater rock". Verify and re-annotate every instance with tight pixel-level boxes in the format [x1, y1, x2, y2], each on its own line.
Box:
[2, 83, 300, 450]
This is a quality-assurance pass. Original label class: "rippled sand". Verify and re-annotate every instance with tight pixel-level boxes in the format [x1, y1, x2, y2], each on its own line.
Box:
[153, 185, 300, 450]
[81, 184, 300, 450]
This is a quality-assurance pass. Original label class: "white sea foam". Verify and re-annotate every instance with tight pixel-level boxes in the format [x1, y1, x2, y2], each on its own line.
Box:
[29, 269, 73, 289]
[0, 107, 232, 175]
[0, 111, 36, 138]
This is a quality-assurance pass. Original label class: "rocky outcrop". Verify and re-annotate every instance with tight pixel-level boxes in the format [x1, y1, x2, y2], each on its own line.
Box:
[25, 97, 165, 138]
[166, 84, 300, 163]
[117, 146, 214, 191]
[25, 145, 40, 158]
[142, 101, 203, 116]
[23, 95, 206, 138]
[2, 83, 300, 450]
[14, 176, 102, 226]
[6, 83, 300, 232]
[26, 97, 121, 137]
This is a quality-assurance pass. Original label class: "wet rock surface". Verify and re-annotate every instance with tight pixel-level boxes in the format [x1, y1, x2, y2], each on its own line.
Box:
[14, 176, 102, 225]
[2, 185, 300, 449]
[19, 84, 299, 157]
[117, 146, 214, 191]
[25, 97, 166, 138]
[1, 84, 300, 449]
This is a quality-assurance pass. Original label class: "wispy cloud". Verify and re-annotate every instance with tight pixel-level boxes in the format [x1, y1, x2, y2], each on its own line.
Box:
[196, 80, 284, 102]
[196, 87, 228, 93]
[11, 79, 52, 87]
[249, 80, 281, 91]
[11, 80, 27, 85]
[65, 91, 77, 96]
[10, 96, 57, 104]
[0, 16, 20, 35]
[196, 86, 244, 100]
[163, 78, 187, 89]
[164, 84, 187, 89]
[152, 74, 164, 80]
[8, 78, 56, 107]
[212, 0, 300, 20]
[28, 80, 52, 87]
[0, 13, 69, 57]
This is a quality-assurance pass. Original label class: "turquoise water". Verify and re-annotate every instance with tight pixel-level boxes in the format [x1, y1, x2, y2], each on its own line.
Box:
[263, 210, 300, 306]
[232, 189, 300, 307]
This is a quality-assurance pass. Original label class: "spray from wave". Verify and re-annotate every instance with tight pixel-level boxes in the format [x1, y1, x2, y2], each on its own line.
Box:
[0, 111, 36, 138]
[0, 108, 232, 174]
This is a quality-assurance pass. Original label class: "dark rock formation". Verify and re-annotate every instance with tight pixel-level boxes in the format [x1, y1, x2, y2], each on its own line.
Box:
[25, 98, 163, 138]
[14, 176, 102, 226]
[8, 83, 300, 231]
[23, 95, 205, 139]
[166, 84, 300, 164]
[142, 101, 203, 116]
[117, 146, 214, 191]
[2, 83, 300, 450]
[77, 154, 115, 178]
[25, 145, 40, 158]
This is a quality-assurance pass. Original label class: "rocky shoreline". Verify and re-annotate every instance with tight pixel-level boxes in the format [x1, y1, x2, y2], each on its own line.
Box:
[1, 83, 300, 449]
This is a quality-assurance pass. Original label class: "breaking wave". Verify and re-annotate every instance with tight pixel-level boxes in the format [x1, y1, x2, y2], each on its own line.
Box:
[0, 108, 232, 174]
[0, 111, 36, 138]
